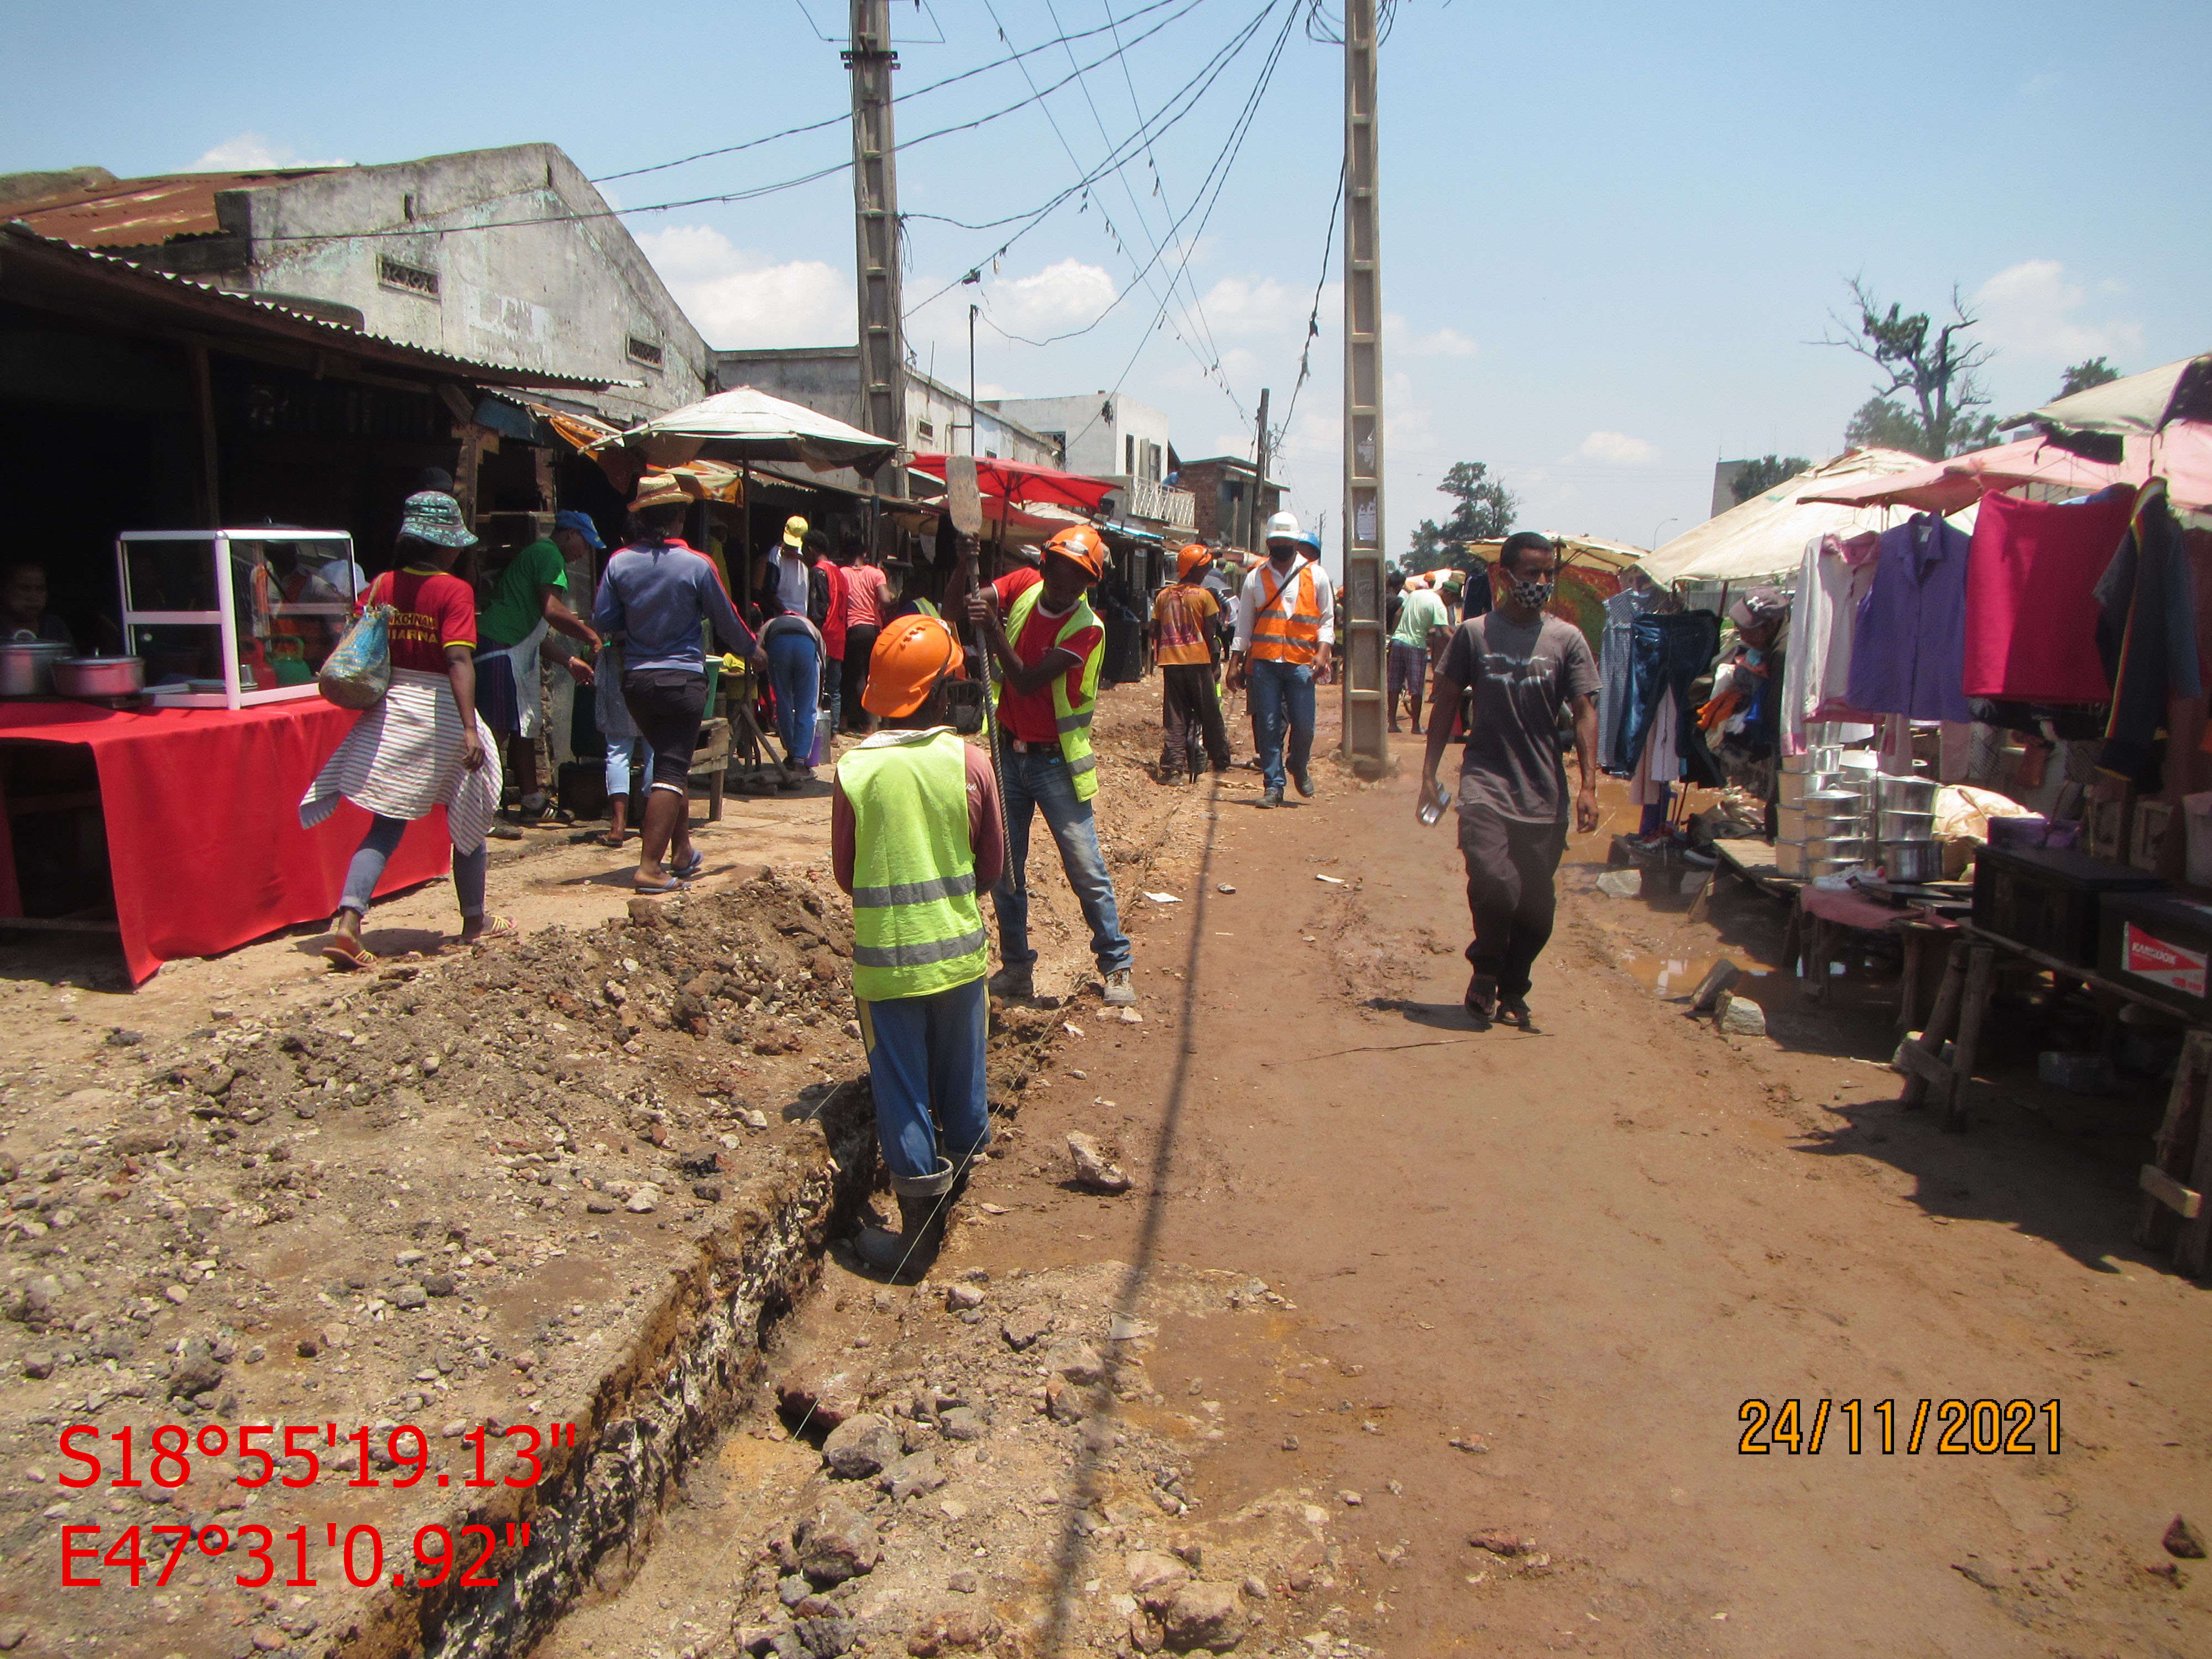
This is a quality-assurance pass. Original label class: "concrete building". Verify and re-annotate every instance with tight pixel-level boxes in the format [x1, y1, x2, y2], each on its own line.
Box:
[712, 346, 1058, 469]
[1175, 455, 1282, 551]
[988, 391, 1194, 534]
[1, 145, 706, 423]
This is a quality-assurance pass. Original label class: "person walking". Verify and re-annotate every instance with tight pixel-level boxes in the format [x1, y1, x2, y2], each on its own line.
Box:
[1389, 572, 1449, 734]
[1152, 541, 1232, 781]
[964, 523, 1136, 1008]
[760, 606, 827, 781]
[1227, 511, 1334, 807]
[834, 536, 889, 732]
[302, 492, 505, 968]
[803, 531, 849, 737]
[593, 474, 759, 892]
[1418, 531, 1601, 1032]
[832, 614, 1005, 1277]
[474, 515, 600, 826]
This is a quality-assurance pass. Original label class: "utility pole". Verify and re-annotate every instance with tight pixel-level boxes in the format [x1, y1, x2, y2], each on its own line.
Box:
[1248, 386, 1270, 558]
[847, 0, 906, 516]
[1338, 0, 1387, 775]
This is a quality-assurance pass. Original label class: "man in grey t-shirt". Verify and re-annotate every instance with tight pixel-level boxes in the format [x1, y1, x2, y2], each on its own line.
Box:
[1418, 532, 1601, 1030]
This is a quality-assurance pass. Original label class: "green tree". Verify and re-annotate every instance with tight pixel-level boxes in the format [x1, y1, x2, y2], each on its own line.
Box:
[2058, 357, 2121, 398]
[1826, 279, 1999, 458]
[1730, 454, 1813, 504]
[1403, 461, 1517, 570]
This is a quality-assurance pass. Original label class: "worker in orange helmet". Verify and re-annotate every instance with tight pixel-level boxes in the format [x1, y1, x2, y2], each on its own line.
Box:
[1151, 542, 1232, 783]
[965, 523, 1135, 1007]
[832, 614, 1005, 1276]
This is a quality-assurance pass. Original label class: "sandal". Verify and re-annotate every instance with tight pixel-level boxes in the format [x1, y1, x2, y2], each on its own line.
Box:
[464, 915, 519, 947]
[633, 875, 690, 895]
[321, 935, 375, 972]
[596, 828, 629, 849]
[1463, 972, 1498, 1029]
[1498, 997, 1537, 1033]
[672, 849, 706, 878]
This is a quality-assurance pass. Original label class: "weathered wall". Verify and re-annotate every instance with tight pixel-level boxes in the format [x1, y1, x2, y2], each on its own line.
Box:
[993, 392, 1170, 488]
[712, 349, 1057, 468]
[223, 145, 707, 422]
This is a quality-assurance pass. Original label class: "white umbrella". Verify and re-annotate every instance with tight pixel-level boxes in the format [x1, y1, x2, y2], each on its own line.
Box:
[2004, 352, 2211, 439]
[586, 385, 899, 476]
[1639, 448, 1932, 586]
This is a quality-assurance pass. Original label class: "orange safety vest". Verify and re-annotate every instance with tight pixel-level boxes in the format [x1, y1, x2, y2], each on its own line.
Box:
[1249, 560, 1322, 664]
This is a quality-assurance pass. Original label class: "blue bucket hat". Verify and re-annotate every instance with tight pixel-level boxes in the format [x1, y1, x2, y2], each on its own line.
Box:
[397, 491, 477, 548]
[553, 510, 604, 551]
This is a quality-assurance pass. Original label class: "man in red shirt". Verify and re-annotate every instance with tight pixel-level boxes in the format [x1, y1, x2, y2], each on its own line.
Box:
[834, 536, 890, 733]
[965, 525, 1135, 1008]
[803, 530, 848, 733]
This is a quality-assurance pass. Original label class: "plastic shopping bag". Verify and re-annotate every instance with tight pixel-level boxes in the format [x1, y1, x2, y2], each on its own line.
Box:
[318, 604, 393, 710]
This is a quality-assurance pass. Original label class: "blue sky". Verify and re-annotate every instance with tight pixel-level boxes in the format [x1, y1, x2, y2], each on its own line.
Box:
[7, 0, 2206, 568]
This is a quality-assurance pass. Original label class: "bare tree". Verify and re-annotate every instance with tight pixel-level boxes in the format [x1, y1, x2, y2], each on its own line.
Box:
[1825, 279, 1999, 458]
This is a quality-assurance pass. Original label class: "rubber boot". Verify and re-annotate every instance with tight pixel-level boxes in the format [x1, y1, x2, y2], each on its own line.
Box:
[855, 1157, 954, 1282]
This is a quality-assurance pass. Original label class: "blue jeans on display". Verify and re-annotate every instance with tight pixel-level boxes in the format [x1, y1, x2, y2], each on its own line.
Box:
[1248, 657, 1316, 793]
[991, 748, 1133, 975]
[1620, 611, 1719, 774]
[857, 975, 991, 1185]
[765, 632, 821, 764]
[341, 814, 487, 919]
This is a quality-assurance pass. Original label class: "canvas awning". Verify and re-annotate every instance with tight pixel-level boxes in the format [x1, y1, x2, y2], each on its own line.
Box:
[2005, 352, 2212, 439]
[1640, 448, 1932, 586]
[1799, 436, 2140, 514]
[586, 386, 899, 476]
[909, 453, 1118, 513]
[1460, 533, 1646, 575]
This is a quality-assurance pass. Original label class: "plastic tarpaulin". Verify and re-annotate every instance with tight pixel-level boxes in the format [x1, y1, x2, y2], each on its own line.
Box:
[1639, 448, 1932, 586]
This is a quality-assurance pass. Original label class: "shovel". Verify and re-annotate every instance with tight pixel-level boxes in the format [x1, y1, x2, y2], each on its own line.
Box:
[947, 456, 1013, 895]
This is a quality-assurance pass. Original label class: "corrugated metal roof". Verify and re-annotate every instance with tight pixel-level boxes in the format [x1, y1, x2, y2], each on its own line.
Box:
[0, 223, 622, 393]
[3, 169, 341, 247]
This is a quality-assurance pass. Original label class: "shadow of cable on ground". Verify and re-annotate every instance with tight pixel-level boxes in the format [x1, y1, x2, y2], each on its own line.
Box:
[1037, 776, 1222, 1656]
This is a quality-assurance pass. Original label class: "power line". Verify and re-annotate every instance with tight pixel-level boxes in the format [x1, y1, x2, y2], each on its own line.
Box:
[1274, 158, 1343, 448]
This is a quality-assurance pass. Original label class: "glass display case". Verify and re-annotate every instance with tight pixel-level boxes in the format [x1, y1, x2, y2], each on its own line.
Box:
[117, 530, 363, 710]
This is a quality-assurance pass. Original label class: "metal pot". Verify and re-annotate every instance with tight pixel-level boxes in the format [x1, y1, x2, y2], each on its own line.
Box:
[1782, 747, 1840, 775]
[1777, 771, 1833, 805]
[1776, 805, 1806, 842]
[1807, 834, 1869, 863]
[1773, 839, 1805, 876]
[1805, 855, 1868, 879]
[1875, 775, 1939, 812]
[1837, 749, 1880, 773]
[0, 640, 71, 696]
[1800, 790, 1866, 821]
[53, 656, 145, 697]
[1881, 839, 1947, 883]
[1877, 808, 1936, 841]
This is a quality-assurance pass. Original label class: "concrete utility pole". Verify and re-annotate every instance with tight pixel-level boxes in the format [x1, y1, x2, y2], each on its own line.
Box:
[1248, 386, 1271, 558]
[847, 0, 906, 503]
[1338, 0, 1387, 774]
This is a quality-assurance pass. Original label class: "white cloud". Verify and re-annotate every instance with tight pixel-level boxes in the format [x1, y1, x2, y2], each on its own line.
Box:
[1973, 258, 2142, 364]
[635, 224, 853, 348]
[1575, 430, 1662, 467]
[983, 258, 1118, 337]
[1400, 323, 1479, 360]
[184, 132, 351, 171]
[1192, 275, 1322, 336]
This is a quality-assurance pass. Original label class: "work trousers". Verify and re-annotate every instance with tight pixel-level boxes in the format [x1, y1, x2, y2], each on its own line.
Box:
[1160, 662, 1231, 775]
[1456, 798, 1567, 1000]
[991, 748, 1133, 975]
[857, 974, 990, 1186]
[341, 814, 488, 920]
[841, 624, 881, 732]
[1248, 656, 1316, 793]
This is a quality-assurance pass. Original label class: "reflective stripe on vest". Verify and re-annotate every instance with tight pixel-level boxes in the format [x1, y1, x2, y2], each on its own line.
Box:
[839, 729, 988, 1000]
[1250, 561, 1321, 662]
[1000, 586, 1105, 800]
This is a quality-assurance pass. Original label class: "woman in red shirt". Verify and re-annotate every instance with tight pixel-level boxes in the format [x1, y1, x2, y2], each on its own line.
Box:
[299, 492, 506, 967]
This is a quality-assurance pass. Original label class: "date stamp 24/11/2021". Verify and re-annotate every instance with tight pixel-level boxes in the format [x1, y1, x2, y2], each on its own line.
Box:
[1739, 1399, 2062, 1456]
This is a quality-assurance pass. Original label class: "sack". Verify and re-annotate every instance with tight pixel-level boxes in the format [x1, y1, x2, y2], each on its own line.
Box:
[319, 604, 393, 710]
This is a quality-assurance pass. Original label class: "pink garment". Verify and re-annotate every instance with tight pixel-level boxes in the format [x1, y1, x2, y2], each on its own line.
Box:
[1962, 490, 2131, 702]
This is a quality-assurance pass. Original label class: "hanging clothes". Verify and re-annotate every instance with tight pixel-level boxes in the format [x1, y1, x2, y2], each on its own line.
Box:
[1780, 531, 1881, 752]
[2096, 480, 2200, 786]
[1964, 489, 2131, 703]
[1630, 687, 1679, 807]
[1620, 610, 1723, 788]
[1599, 583, 1668, 775]
[1848, 514, 1973, 723]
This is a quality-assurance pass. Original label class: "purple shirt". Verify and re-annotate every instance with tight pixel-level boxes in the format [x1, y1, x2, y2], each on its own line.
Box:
[1846, 514, 1972, 723]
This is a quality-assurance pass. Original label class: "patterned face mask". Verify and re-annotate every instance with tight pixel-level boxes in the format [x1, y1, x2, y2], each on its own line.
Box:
[1508, 576, 1554, 609]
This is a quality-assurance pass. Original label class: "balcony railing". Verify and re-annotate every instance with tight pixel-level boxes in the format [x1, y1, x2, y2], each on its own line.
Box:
[1117, 477, 1197, 531]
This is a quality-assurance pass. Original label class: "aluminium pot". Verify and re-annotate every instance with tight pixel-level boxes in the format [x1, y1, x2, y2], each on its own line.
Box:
[53, 655, 145, 697]
[1776, 804, 1806, 842]
[1777, 771, 1834, 805]
[1806, 834, 1869, 863]
[1881, 839, 1947, 883]
[1877, 808, 1936, 841]
[1781, 747, 1840, 775]
[1773, 839, 1806, 876]
[1799, 789, 1866, 821]
[0, 639, 71, 696]
[1875, 775, 1939, 812]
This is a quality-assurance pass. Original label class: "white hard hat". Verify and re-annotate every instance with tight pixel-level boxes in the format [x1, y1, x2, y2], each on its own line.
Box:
[1265, 510, 1301, 543]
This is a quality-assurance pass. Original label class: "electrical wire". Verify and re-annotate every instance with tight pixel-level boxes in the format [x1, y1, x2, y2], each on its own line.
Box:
[1273, 158, 1343, 451]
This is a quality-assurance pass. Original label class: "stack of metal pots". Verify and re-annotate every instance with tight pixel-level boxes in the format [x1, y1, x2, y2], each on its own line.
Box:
[1777, 747, 1880, 877]
[1873, 773, 1942, 881]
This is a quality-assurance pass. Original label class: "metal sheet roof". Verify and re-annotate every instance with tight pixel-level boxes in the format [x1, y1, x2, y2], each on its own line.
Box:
[2, 169, 341, 247]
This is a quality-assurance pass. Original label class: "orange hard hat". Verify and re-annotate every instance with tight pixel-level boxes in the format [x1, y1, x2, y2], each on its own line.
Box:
[1043, 523, 1107, 579]
[863, 614, 966, 718]
[1176, 542, 1212, 580]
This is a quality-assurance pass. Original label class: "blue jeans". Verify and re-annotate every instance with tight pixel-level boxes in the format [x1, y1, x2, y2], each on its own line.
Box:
[341, 814, 487, 919]
[858, 975, 990, 1185]
[991, 748, 1133, 975]
[604, 737, 645, 805]
[1249, 658, 1317, 792]
[765, 632, 821, 764]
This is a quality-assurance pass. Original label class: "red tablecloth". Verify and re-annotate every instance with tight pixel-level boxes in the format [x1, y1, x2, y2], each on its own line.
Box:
[0, 699, 451, 984]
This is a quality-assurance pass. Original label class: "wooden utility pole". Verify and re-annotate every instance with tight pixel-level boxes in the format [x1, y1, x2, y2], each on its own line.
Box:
[1248, 386, 1271, 557]
[1339, 0, 1387, 774]
[847, 0, 907, 508]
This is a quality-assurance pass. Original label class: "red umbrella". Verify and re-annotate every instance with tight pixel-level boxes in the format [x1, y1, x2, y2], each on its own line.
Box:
[911, 453, 1118, 513]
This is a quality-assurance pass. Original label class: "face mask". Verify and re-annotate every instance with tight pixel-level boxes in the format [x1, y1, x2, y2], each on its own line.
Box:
[1743, 645, 1766, 666]
[1508, 576, 1554, 609]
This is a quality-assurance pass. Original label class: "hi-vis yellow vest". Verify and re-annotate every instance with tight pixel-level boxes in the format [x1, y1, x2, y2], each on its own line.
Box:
[1249, 559, 1322, 664]
[999, 585, 1104, 801]
[839, 729, 987, 1001]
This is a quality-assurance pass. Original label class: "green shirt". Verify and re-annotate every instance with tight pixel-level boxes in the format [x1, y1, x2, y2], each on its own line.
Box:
[1390, 586, 1448, 649]
[479, 538, 568, 648]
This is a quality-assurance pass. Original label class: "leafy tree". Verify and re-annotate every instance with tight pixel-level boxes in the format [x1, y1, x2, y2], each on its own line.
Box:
[1403, 460, 1517, 570]
[1730, 454, 1813, 504]
[1825, 279, 1999, 458]
[2058, 357, 2121, 398]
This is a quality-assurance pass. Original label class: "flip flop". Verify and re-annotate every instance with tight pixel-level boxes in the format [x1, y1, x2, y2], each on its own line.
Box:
[321, 936, 375, 972]
[465, 915, 519, 947]
[633, 875, 690, 895]
[1498, 998, 1537, 1033]
[595, 829, 628, 849]
[672, 849, 706, 878]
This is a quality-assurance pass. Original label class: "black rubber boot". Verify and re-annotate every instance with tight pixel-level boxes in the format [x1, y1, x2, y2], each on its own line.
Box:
[855, 1159, 953, 1282]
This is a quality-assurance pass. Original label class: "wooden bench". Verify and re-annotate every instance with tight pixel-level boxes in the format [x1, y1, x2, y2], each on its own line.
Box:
[689, 716, 730, 822]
